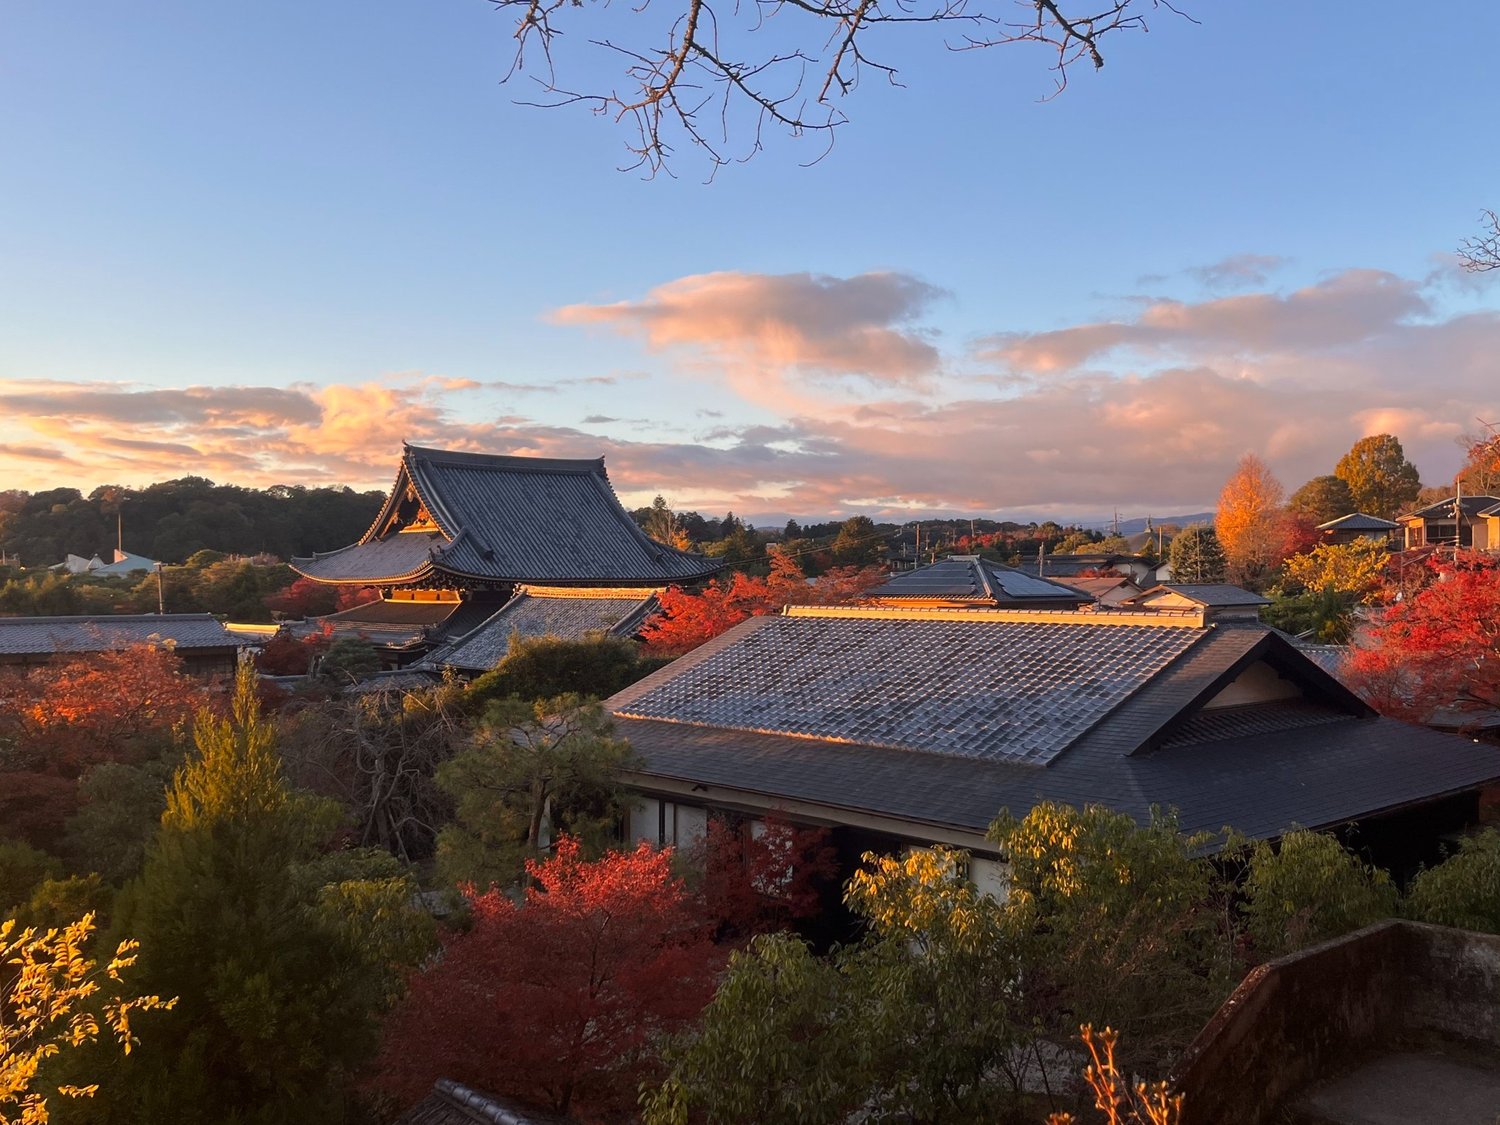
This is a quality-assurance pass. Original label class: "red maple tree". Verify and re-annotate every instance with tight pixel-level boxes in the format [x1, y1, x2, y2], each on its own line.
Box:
[1346, 552, 1500, 724]
[375, 837, 722, 1119]
[695, 815, 838, 939]
[640, 552, 884, 655]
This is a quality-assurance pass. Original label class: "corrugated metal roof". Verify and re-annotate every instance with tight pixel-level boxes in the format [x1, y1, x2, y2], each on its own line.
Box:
[0, 614, 236, 655]
[612, 611, 1207, 765]
[292, 446, 721, 586]
[431, 588, 659, 671]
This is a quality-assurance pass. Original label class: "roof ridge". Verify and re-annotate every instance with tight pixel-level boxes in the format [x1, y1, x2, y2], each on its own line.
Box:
[783, 605, 1206, 627]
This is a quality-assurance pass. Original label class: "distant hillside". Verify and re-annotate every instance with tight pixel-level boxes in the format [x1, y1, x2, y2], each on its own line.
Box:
[1086, 513, 1215, 535]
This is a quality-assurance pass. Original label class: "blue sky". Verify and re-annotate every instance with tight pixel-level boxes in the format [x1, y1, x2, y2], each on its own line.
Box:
[3, 0, 1499, 522]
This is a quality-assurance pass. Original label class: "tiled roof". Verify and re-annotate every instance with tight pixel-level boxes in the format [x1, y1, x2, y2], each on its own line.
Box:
[292, 445, 721, 586]
[1129, 584, 1270, 608]
[608, 609, 1500, 842]
[871, 555, 1087, 605]
[0, 614, 236, 655]
[393, 1080, 573, 1125]
[1400, 495, 1500, 520]
[1317, 513, 1399, 531]
[343, 669, 443, 695]
[611, 609, 1207, 765]
[430, 587, 659, 671]
[1058, 576, 1138, 601]
[1014, 553, 1145, 579]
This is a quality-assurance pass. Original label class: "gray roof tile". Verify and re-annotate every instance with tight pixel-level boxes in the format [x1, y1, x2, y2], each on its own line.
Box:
[293, 446, 720, 586]
[612, 611, 1206, 765]
[872, 556, 1086, 605]
[0, 614, 236, 655]
[431, 588, 659, 671]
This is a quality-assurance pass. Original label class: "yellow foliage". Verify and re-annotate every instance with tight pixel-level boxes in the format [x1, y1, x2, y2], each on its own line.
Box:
[1, 913, 174, 1125]
[1283, 538, 1390, 602]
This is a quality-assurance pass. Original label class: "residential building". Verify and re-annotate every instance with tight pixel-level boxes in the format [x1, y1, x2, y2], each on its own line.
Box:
[1315, 512, 1399, 546]
[0, 613, 239, 675]
[1120, 583, 1271, 621]
[867, 555, 1088, 609]
[1396, 495, 1500, 551]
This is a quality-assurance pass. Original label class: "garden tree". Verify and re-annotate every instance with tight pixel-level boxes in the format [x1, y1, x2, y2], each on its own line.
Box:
[1166, 524, 1227, 584]
[641, 495, 694, 551]
[262, 576, 340, 619]
[377, 838, 722, 1119]
[93, 668, 433, 1124]
[1333, 434, 1423, 520]
[1258, 586, 1358, 644]
[434, 696, 637, 890]
[486, 0, 1186, 174]
[464, 632, 657, 706]
[317, 637, 382, 685]
[646, 848, 1026, 1125]
[0, 913, 173, 1125]
[1282, 538, 1391, 603]
[1344, 552, 1500, 723]
[1287, 475, 1356, 526]
[692, 816, 838, 939]
[990, 802, 1236, 1077]
[0, 844, 61, 918]
[1404, 829, 1500, 933]
[830, 515, 885, 567]
[0, 646, 207, 777]
[277, 683, 466, 862]
[1046, 1026, 1184, 1125]
[1239, 830, 1397, 961]
[253, 628, 332, 677]
[1215, 453, 1292, 588]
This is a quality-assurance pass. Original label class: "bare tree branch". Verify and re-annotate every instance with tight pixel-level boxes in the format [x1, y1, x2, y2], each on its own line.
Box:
[1459, 209, 1500, 273]
[487, 0, 1194, 175]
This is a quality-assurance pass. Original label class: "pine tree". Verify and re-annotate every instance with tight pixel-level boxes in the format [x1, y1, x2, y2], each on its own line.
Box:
[90, 668, 432, 1124]
[1167, 524, 1227, 584]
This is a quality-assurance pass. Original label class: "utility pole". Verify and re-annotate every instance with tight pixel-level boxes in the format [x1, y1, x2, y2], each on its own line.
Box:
[155, 563, 165, 615]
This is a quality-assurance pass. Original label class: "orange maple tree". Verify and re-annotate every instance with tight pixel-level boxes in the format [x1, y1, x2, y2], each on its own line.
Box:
[1215, 453, 1293, 587]
[375, 837, 722, 1119]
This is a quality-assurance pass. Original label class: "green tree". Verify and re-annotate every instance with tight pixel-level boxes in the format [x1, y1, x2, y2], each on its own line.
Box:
[1282, 538, 1390, 603]
[318, 637, 381, 686]
[464, 633, 657, 707]
[646, 848, 1024, 1125]
[990, 803, 1234, 1077]
[1333, 434, 1422, 519]
[830, 515, 884, 567]
[1240, 830, 1397, 960]
[92, 669, 432, 1124]
[1259, 586, 1357, 644]
[63, 758, 177, 885]
[1404, 829, 1500, 933]
[435, 695, 637, 890]
[1167, 524, 1227, 584]
[1287, 475, 1356, 526]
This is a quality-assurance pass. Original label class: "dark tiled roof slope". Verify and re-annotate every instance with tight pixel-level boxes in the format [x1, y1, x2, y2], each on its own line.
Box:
[612, 612, 1206, 765]
[293, 445, 721, 586]
[431, 588, 659, 671]
[608, 610, 1500, 842]
[1140, 584, 1270, 608]
[1317, 512, 1399, 531]
[0, 614, 235, 655]
[1401, 495, 1500, 520]
[393, 1079, 573, 1125]
[872, 556, 1086, 604]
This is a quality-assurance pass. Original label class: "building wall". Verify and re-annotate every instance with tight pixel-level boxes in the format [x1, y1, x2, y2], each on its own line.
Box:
[1202, 660, 1302, 709]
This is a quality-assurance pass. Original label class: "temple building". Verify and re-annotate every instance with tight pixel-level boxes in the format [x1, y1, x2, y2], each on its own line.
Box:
[288, 444, 721, 667]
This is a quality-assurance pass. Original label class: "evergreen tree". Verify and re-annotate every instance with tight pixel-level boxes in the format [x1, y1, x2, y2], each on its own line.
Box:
[830, 515, 883, 567]
[90, 669, 432, 1124]
[1167, 524, 1227, 584]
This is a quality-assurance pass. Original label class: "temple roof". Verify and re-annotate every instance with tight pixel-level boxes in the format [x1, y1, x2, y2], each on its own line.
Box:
[429, 586, 661, 672]
[291, 445, 722, 587]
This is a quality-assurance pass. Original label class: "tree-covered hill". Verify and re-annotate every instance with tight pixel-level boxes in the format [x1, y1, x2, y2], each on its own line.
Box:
[0, 478, 385, 566]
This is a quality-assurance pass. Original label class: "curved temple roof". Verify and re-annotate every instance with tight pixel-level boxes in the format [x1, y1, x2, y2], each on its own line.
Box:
[292, 444, 722, 587]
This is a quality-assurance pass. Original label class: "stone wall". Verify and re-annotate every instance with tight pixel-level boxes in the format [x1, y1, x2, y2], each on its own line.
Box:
[1170, 920, 1500, 1125]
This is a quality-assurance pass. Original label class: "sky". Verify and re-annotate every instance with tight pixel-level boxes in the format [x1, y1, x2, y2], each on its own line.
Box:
[3, 0, 1499, 524]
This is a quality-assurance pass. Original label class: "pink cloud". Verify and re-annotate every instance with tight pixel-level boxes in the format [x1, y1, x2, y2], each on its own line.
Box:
[553, 271, 944, 386]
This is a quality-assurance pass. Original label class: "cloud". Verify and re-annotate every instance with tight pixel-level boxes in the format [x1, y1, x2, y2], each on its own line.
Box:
[1188, 253, 1289, 290]
[5, 265, 1499, 522]
[983, 269, 1430, 373]
[553, 271, 945, 387]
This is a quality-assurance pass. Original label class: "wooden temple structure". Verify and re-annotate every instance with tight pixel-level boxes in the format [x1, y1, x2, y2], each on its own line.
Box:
[289, 444, 722, 667]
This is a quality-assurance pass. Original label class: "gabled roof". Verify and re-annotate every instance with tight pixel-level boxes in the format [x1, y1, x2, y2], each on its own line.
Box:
[429, 586, 661, 672]
[1014, 553, 1144, 579]
[291, 445, 722, 587]
[1125, 583, 1270, 609]
[0, 614, 235, 655]
[1399, 495, 1500, 521]
[393, 1079, 573, 1125]
[606, 608, 1500, 841]
[870, 555, 1088, 606]
[1317, 512, 1399, 532]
